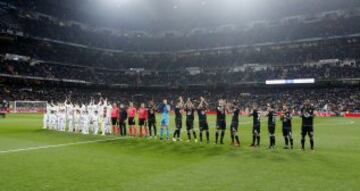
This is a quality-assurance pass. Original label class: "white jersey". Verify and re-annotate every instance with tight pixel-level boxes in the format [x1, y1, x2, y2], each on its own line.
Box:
[49, 106, 58, 130]
[57, 106, 66, 131]
[102, 105, 112, 135]
[43, 105, 51, 129]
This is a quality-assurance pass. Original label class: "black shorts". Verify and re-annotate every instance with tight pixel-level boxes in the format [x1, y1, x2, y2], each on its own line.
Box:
[282, 127, 292, 136]
[216, 120, 226, 130]
[301, 125, 314, 136]
[111, 117, 118, 125]
[268, 124, 275, 134]
[252, 125, 260, 135]
[199, 121, 209, 131]
[231, 121, 239, 132]
[138, 119, 146, 126]
[186, 120, 194, 130]
[148, 119, 156, 127]
[119, 121, 126, 128]
[128, 117, 135, 125]
[175, 118, 182, 129]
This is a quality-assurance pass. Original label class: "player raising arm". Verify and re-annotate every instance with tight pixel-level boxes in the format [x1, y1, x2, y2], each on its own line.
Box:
[249, 105, 261, 147]
[215, 99, 227, 144]
[173, 97, 184, 141]
[300, 100, 315, 150]
[230, 100, 240, 147]
[185, 98, 197, 143]
[197, 96, 209, 143]
[280, 105, 293, 149]
[266, 104, 277, 149]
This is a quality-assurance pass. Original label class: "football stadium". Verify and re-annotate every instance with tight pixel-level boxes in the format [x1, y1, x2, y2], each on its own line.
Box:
[0, 0, 359, 190]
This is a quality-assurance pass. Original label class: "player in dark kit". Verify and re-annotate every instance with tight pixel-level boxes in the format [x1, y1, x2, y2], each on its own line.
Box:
[173, 97, 184, 141]
[266, 105, 277, 149]
[300, 100, 315, 150]
[280, 105, 293, 149]
[215, 99, 227, 144]
[119, 104, 128, 136]
[249, 106, 261, 147]
[185, 98, 197, 142]
[147, 100, 157, 138]
[230, 101, 240, 147]
[197, 97, 209, 143]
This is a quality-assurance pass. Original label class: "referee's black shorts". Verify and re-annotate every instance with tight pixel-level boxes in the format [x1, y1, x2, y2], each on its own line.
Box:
[111, 117, 118, 125]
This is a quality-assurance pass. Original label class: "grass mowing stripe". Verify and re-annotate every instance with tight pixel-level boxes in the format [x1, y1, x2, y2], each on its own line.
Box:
[0, 137, 122, 154]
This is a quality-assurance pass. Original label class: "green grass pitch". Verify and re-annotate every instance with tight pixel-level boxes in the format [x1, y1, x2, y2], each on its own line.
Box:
[0, 113, 359, 191]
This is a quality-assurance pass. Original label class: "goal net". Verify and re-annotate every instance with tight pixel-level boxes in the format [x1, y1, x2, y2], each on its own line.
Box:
[11, 101, 47, 113]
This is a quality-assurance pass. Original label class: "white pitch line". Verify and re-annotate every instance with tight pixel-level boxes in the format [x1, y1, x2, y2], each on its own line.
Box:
[0, 137, 122, 154]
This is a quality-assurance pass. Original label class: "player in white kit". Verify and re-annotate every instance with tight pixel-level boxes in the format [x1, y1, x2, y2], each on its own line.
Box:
[102, 100, 112, 136]
[81, 104, 90, 134]
[49, 103, 58, 130]
[57, 105, 66, 132]
[73, 105, 81, 132]
[65, 100, 75, 132]
[43, 103, 51, 129]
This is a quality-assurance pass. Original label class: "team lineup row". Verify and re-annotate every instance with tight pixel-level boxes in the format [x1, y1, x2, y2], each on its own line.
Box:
[43, 97, 316, 150]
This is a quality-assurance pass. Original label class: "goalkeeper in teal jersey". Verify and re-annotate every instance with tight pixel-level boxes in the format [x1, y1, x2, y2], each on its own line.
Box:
[159, 99, 171, 140]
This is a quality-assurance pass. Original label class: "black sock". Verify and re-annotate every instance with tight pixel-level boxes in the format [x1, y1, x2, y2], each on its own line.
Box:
[215, 132, 219, 143]
[252, 135, 256, 145]
[301, 138, 305, 149]
[231, 132, 234, 143]
[199, 131, 203, 142]
[256, 136, 260, 146]
[187, 131, 191, 140]
[310, 138, 314, 150]
[206, 131, 209, 142]
[193, 131, 197, 139]
[284, 137, 289, 146]
[154, 126, 157, 136]
[290, 138, 293, 147]
[269, 137, 272, 147]
[235, 135, 240, 145]
[149, 126, 152, 136]
[272, 136, 276, 146]
[172, 129, 178, 138]
[220, 131, 225, 144]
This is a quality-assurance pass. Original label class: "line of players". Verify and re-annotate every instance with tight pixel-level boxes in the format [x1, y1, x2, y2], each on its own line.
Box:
[43, 97, 315, 150]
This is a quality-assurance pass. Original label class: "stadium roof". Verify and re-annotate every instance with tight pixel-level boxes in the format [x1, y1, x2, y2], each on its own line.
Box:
[5, 0, 360, 32]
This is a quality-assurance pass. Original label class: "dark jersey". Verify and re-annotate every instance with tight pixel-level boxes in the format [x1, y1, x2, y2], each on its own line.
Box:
[147, 106, 156, 120]
[175, 106, 182, 119]
[197, 108, 207, 122]
[185, 108, 195, 121]
[301, 106, 314, 127]
[232, 108, 240, 123]
[119, 110, 128, 122]
[267, 111, 276, 125]
[251, 110, 260, 126]
[216, 106, 226, 122]
[282, 111, 292, 128]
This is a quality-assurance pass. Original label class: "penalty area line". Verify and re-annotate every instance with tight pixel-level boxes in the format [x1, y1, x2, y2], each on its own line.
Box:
[0, 137, 122, 154]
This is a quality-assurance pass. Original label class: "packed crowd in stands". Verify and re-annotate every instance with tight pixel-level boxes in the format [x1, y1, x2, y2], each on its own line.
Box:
[1, 83, 359, 114]
[1, 58, 359, 86]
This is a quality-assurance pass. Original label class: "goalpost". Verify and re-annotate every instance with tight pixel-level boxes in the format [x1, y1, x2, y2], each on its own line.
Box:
[12, 101, 48, 113]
